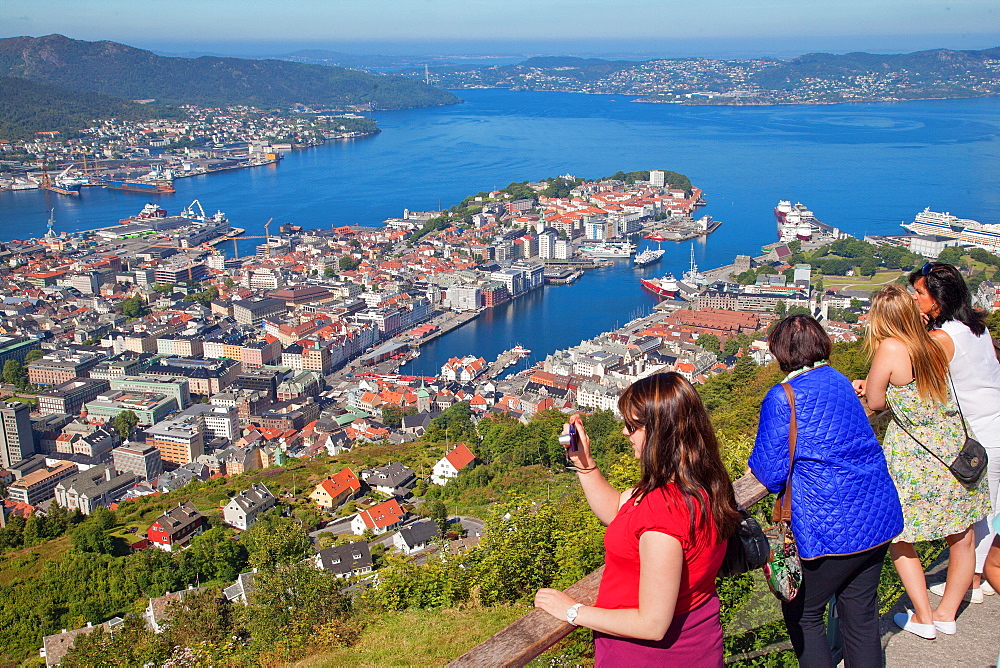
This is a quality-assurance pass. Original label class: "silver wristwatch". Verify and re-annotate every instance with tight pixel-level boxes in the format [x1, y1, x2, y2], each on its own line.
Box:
[566, 603, 583, 626]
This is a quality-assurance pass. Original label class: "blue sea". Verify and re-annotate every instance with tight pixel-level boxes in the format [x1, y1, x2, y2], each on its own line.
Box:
[2, 91, 998, 374]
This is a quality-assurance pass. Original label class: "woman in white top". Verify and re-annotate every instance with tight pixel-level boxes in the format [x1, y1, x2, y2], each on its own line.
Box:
[910, 261, 1000, 602]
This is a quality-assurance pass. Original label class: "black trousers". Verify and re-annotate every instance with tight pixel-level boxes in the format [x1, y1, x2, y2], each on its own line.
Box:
[781, 543, 889, 668]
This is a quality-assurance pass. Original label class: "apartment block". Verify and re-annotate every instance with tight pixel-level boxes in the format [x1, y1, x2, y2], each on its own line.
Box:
[7, 461, 78, 505]
[112, 441, 163, 481]
[36, 378, 110, 416]
[0, 401, 35, 469]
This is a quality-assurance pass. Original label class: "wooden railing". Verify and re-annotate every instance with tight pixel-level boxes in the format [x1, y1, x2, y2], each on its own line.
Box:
[448, 405, 903, 668]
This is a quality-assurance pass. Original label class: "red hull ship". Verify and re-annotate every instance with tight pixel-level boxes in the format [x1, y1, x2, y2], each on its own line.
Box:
[640, 272, 681, 299]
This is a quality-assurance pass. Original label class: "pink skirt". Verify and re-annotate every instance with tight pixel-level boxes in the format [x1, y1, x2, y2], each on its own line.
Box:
[594, 595, 723, 667]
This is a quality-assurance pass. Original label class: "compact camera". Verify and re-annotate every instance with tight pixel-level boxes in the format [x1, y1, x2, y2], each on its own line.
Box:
[558, 423, 579, 454]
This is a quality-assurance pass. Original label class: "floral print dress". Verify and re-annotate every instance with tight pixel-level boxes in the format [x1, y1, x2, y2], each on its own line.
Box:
[884, 382, 991, 542]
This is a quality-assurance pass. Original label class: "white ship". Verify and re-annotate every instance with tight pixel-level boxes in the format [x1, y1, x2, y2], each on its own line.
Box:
[580, 241, 635, 258]
[633, 247, 665, 267]
[682, 245, 707, 285]
[774, 200, 816, 242]
[902, 208, 1000, 253]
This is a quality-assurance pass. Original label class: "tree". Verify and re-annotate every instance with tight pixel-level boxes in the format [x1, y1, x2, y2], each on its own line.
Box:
[71, 522, 115, 554]
[339, 256, 360, 271]
[118, 295, 148, 319]
[774, 300, 787, 317]
[695, 333, 721, 356]
[111, 410, 139, 439]
[242, 515, 311, 571]
[324, 265, 336, 278]
[2, 360, 27, 389]
[24, 349, 44, 363]
[425, 498, 449, 536]
[937, 246, 964, 266]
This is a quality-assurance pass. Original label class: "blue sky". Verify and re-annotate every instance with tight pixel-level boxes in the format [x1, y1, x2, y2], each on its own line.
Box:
[1, 0, 997, 58]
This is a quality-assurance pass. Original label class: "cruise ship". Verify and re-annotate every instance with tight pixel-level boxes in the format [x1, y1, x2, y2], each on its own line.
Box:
[901, 208, 1000, 253]
[774, 201, 817, 242]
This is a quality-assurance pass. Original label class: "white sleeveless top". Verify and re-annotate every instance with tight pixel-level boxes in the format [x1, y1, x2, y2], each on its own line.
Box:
[940, 319, 1000, 449]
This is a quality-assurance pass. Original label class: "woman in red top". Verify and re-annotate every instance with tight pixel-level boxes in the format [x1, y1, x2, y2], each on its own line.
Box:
[535, 373, 741, 666]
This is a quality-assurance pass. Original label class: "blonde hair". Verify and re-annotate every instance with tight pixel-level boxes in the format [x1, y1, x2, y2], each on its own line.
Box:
[865, 284, 949, 403]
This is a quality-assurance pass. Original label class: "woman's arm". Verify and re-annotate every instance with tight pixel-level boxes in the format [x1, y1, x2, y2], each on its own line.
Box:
[564, 415, 622, 526]
[860, 337, 911, 411]
[534, 531, 683, 640]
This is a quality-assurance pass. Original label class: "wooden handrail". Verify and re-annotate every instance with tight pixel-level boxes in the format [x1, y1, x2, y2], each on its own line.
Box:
[447, 472, 769, 667]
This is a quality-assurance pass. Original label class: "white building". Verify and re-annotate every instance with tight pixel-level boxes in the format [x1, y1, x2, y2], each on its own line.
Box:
[431, 443, 477, 486]
[222, 483, 276, 531]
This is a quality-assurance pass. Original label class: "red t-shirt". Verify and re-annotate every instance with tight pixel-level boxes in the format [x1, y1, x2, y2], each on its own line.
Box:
[595, 483, 725, 614]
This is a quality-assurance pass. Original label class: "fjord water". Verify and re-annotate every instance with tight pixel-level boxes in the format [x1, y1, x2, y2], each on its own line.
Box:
[3, 91, 998, 373]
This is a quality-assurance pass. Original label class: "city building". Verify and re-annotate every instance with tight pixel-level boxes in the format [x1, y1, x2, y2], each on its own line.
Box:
[84, 391, 178, 426]
[144, 418, 205, 467]
[141, 357, 241, 395]
[0, 401, 36, 468]
[27, 351, 104, 387]
[112, 441, 163, 480]
[109, 376, 191, 410]
[0, 336, 41, 367]
[232, 298, 286, 327]
[7, 461, 78, 505]
[36, 378, 110, 416]
[53, 464, 137, 515]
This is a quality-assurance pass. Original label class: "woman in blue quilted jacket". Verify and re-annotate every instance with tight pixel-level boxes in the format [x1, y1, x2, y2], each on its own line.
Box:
[750, 314, 903, 668]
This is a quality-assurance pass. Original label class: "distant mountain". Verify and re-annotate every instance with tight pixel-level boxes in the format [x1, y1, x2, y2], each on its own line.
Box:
[0, 34, 461, 110]
[0, 75, 181, 141]
[414, 47, 1000, 105]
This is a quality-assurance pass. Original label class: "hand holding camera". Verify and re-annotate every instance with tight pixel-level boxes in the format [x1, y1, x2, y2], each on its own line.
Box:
[560, 414, 594, 470]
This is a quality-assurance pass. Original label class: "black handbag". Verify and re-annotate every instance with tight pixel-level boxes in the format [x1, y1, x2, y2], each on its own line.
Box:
[888, 376, 988, 487]
[718, 509, 770, 578]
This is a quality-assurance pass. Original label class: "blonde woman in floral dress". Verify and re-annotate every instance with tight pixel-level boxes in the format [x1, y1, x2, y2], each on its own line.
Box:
[854, 285, 990, 639]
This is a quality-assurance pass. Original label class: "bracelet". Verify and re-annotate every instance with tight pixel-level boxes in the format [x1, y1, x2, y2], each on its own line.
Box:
[574, 464, 599, 473]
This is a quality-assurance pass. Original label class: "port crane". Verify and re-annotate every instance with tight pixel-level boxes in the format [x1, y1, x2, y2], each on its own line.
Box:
[228, 218, 274, 260]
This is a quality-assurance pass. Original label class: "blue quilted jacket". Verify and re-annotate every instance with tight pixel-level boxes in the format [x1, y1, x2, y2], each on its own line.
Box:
[749, 365, 903, 559]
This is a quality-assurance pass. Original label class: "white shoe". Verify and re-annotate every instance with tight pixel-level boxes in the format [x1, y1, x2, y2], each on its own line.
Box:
[894, 610, 936, 639]
[933, 619, 957, 635]
[928, 582, 984, 603]
[983, 580, 996, 596]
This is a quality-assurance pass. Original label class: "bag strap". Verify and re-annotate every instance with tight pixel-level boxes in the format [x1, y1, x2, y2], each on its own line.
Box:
[946, 374, 971, 442]
[772, 383, 797, 523]
[886, 406, 952, 470]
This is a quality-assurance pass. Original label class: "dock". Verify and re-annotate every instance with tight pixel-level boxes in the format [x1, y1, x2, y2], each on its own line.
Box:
[484, 347, 531, 378]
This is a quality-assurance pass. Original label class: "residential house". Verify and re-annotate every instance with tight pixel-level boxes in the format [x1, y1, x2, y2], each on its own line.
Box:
[222, 483, 275, 531]
[308, 467, 362, 509]
[350, 497, 406, 536]
[431, 443, 477, 486]
[313, 542, 373, 578]
[146, 501, 205, 551]
[393, 519, 440, 555]
[361, 462, 417, 498]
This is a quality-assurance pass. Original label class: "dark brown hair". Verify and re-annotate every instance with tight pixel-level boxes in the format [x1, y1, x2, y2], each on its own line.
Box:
[618, 373, 740, 542]
[768, 314, 833, 373]
[907, 262, 986, 335]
